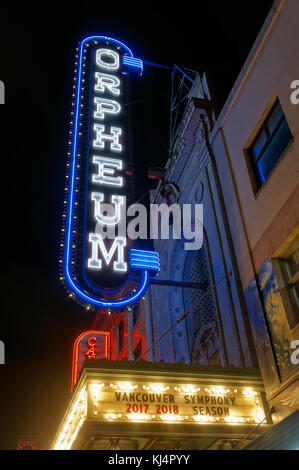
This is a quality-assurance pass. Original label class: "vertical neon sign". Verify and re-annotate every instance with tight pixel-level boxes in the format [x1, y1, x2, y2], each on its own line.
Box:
[60, 36, 159, 310]
[71, 330, 110, 390]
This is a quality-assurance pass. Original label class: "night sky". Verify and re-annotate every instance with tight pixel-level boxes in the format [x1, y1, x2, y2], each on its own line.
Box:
[0, 1, 274, 450]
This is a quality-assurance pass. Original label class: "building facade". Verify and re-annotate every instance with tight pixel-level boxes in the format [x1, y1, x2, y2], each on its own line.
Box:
[147, 0, 299, 430]
[53, 0, 299, 450]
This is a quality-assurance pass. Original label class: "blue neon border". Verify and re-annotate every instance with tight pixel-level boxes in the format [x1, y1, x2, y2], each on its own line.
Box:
[63, 35, 148, 308]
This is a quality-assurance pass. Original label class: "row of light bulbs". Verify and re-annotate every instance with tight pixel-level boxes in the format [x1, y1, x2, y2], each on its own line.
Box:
[92, 412, 260, 425]
[59, 45, 86, 310]
[54, 387, 87, 450]
[89, 382, 259, 396]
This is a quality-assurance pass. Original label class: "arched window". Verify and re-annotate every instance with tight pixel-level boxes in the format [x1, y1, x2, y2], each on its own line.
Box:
[183, 239, 222, 365]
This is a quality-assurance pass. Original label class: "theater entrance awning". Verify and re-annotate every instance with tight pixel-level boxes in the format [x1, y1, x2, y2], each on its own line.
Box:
[52, 360, 272, 450]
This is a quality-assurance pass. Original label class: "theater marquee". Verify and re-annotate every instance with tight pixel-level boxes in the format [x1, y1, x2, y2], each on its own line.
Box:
[88, 383, 263, 424]
[52, 364, 270, 450]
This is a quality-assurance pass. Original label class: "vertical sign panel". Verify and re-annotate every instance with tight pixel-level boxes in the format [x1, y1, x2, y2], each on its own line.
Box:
[60, 36, 159, 310]
[72, 330, 110, 390]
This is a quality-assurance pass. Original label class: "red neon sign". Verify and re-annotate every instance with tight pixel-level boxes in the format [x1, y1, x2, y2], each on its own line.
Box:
[85, 336, 97, 360]
[72, 330, 110, 391]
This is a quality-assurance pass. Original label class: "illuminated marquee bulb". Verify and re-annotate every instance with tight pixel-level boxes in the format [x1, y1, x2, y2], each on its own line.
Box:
[181, 385, 196, 393]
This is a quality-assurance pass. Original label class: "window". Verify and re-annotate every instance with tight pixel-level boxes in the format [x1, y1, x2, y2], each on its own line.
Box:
[183, 244, 216, 339]
[182, 240, 220, 365]
[280, 245, 299, 327]
[248, 100, 292, 190]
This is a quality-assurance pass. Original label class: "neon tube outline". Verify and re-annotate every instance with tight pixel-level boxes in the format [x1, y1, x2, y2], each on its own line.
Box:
[71, 330, 110, 391]
[63, 35, 148, 307]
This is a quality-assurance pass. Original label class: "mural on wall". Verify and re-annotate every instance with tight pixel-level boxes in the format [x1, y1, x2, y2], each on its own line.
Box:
[245, 257, 297, 397]
[244, 276, 280, 395]
[258, 258, 295, 381]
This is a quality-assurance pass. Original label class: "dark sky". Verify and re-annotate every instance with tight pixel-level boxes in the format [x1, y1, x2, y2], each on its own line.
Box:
[0, 1, 274, 450]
